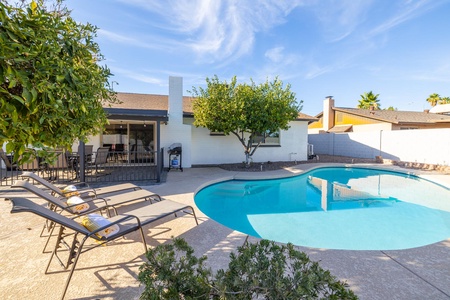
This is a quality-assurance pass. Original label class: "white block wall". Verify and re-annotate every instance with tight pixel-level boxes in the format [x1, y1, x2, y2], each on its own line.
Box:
[309, 128, 450, 165]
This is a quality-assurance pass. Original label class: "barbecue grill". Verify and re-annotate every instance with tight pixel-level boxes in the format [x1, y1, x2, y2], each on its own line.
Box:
[167, 143, 182, 171]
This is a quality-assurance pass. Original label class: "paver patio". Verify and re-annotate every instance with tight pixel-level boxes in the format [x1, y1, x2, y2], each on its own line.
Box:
[0, 163, 449, 300]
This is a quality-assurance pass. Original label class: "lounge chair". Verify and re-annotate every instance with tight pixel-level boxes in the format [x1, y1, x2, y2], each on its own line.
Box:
[20, 171, 142, 199]
[12, 180, 162, 215]
[12, 180, 162, 252]
[8, 196, 198, 300]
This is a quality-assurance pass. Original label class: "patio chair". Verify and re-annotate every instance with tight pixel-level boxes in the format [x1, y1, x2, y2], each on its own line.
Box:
[7, 196, 197, 299]
[0, 149, 17, 170]
[43, 150, 74, 181]
[87, 146, 110, 175]
[20, 171, 142, 199]
[85, 145, 94, 163]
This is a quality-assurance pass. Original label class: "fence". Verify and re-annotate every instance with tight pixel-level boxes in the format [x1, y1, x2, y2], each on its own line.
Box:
[308, 128, 450, 166]
[0, 149, 162, 186]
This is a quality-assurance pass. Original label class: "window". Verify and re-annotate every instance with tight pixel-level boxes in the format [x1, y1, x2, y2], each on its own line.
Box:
[252, 130, 280, 146]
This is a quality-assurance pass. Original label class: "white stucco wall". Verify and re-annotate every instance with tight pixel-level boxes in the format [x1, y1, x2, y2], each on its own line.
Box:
[190, 120, 310, 165]
[352, 123, 392, 132]
[309, 128, 450, 165]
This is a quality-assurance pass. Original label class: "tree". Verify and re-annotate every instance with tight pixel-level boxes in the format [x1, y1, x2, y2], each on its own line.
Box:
[441, 96, 450, 104]
[384, 106, 397, 111]
[0, 0, 116, 162]
[426, 93, 441, 107]
[357, 91, 380, 109]
[190, 76, 301, 165]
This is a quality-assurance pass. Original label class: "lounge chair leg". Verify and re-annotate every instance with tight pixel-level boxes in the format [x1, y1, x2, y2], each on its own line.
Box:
[59, 237, 87, 300]
[138, 227, 148, 253]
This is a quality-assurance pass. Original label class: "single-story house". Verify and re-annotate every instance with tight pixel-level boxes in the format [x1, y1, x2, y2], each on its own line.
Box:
[82, 76, 317, 168]
[308, 96, 450, 133]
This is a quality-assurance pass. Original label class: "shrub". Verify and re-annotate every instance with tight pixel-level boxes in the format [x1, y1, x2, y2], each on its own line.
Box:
[139, 238, 358, 300]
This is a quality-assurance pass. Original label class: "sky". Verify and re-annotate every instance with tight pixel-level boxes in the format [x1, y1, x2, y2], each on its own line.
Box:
[64, 0, 450, 116]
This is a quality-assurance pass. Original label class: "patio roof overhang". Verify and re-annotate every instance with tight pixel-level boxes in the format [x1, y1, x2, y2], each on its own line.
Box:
[104, 108, 169, 122]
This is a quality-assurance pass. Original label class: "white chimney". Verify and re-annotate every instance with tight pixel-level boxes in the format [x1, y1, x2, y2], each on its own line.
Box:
[323, 96, 335, 131]
[168, 76, 183, 123]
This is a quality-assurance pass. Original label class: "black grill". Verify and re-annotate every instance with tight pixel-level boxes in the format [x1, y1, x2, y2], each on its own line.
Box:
[167, 143, 182, 171]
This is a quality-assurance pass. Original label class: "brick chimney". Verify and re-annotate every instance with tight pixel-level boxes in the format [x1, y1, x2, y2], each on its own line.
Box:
[323, 96, 335, 131]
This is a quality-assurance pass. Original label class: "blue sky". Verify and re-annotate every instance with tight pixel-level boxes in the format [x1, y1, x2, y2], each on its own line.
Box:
[65, 0, 450, 116]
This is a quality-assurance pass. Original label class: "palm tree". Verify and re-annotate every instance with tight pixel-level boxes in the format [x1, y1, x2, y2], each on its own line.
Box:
[440, 96, 450, 104]
[357, 91, 380, 109]
[426, 93, 440, 107]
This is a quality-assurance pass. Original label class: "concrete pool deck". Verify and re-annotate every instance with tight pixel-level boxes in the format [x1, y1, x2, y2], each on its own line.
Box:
[0, 163, 449, 299]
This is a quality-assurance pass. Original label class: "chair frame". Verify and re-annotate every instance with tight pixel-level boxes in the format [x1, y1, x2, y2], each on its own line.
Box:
[12, 180, 160, 253]
[8, 197, 147, 300]
[20, 171, 142, 199]
[8, 196, 198, 299]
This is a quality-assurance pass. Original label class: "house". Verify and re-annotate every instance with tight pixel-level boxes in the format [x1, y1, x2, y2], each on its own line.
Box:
[82, 76, 316, 169]
[308, 96, 450, 134]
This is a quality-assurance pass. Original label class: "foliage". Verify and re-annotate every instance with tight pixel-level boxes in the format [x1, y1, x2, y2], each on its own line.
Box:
[384, 106, 397, 111]
[139, 238, 358, 300]
[357, 91, 380, 109]
[0, 0, 116, 162]
[138, 238, 213, 299]
[426, 93, 450, 107]
[190, 76, 301, 165]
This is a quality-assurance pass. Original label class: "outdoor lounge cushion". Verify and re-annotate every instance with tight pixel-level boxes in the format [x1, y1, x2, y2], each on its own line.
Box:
[66, 196, 89, 213]
[62, 185, 80, 198]
[80, 213, 120, 239]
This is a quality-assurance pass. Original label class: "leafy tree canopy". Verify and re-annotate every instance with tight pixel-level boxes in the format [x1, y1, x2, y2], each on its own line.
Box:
[0, 0, 116, 162]
[190, 76, 301, 164]
[357, 91, 380, 109]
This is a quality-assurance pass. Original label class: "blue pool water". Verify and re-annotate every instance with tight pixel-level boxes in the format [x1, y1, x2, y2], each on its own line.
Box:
[195, 167, 450, 250]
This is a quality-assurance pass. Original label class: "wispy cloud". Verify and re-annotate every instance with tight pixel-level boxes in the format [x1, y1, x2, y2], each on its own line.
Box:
[369, 0, 441, 37]
[310, 0, 374, 42]
[112, 66, 166, 85]
[118, 0, 304, 62]
[98, 29, 184, 52]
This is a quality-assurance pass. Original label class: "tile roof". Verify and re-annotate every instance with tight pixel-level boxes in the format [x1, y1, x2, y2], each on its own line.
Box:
[109, 92, 194, 113]
[108, 92, 316, 121]
[334, 107, 450, 124]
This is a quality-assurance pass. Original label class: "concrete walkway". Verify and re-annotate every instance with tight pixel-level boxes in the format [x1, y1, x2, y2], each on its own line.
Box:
[0, 163, 449, 300]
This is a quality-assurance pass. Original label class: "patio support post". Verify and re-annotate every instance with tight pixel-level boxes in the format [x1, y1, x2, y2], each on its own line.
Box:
[156, 121, 161, 182]
[78, 141, 85, 182]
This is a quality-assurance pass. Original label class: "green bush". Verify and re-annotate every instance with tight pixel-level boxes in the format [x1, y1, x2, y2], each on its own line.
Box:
[139, 238, 357, 299]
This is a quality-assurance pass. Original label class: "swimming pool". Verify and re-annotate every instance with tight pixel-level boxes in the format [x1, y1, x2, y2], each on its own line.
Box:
[194, 167, 450, 250]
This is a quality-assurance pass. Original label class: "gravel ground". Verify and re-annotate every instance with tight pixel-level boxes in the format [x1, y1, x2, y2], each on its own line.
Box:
[216, 155, 377, 172]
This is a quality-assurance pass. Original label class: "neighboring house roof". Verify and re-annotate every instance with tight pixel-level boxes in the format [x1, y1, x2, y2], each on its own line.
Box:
[334, 107, 450, 124]
[429, 103, 450, 114]
[327, 124, 353, 133]
[313, 107, 450, 125]
[105, 92, 316, 122]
